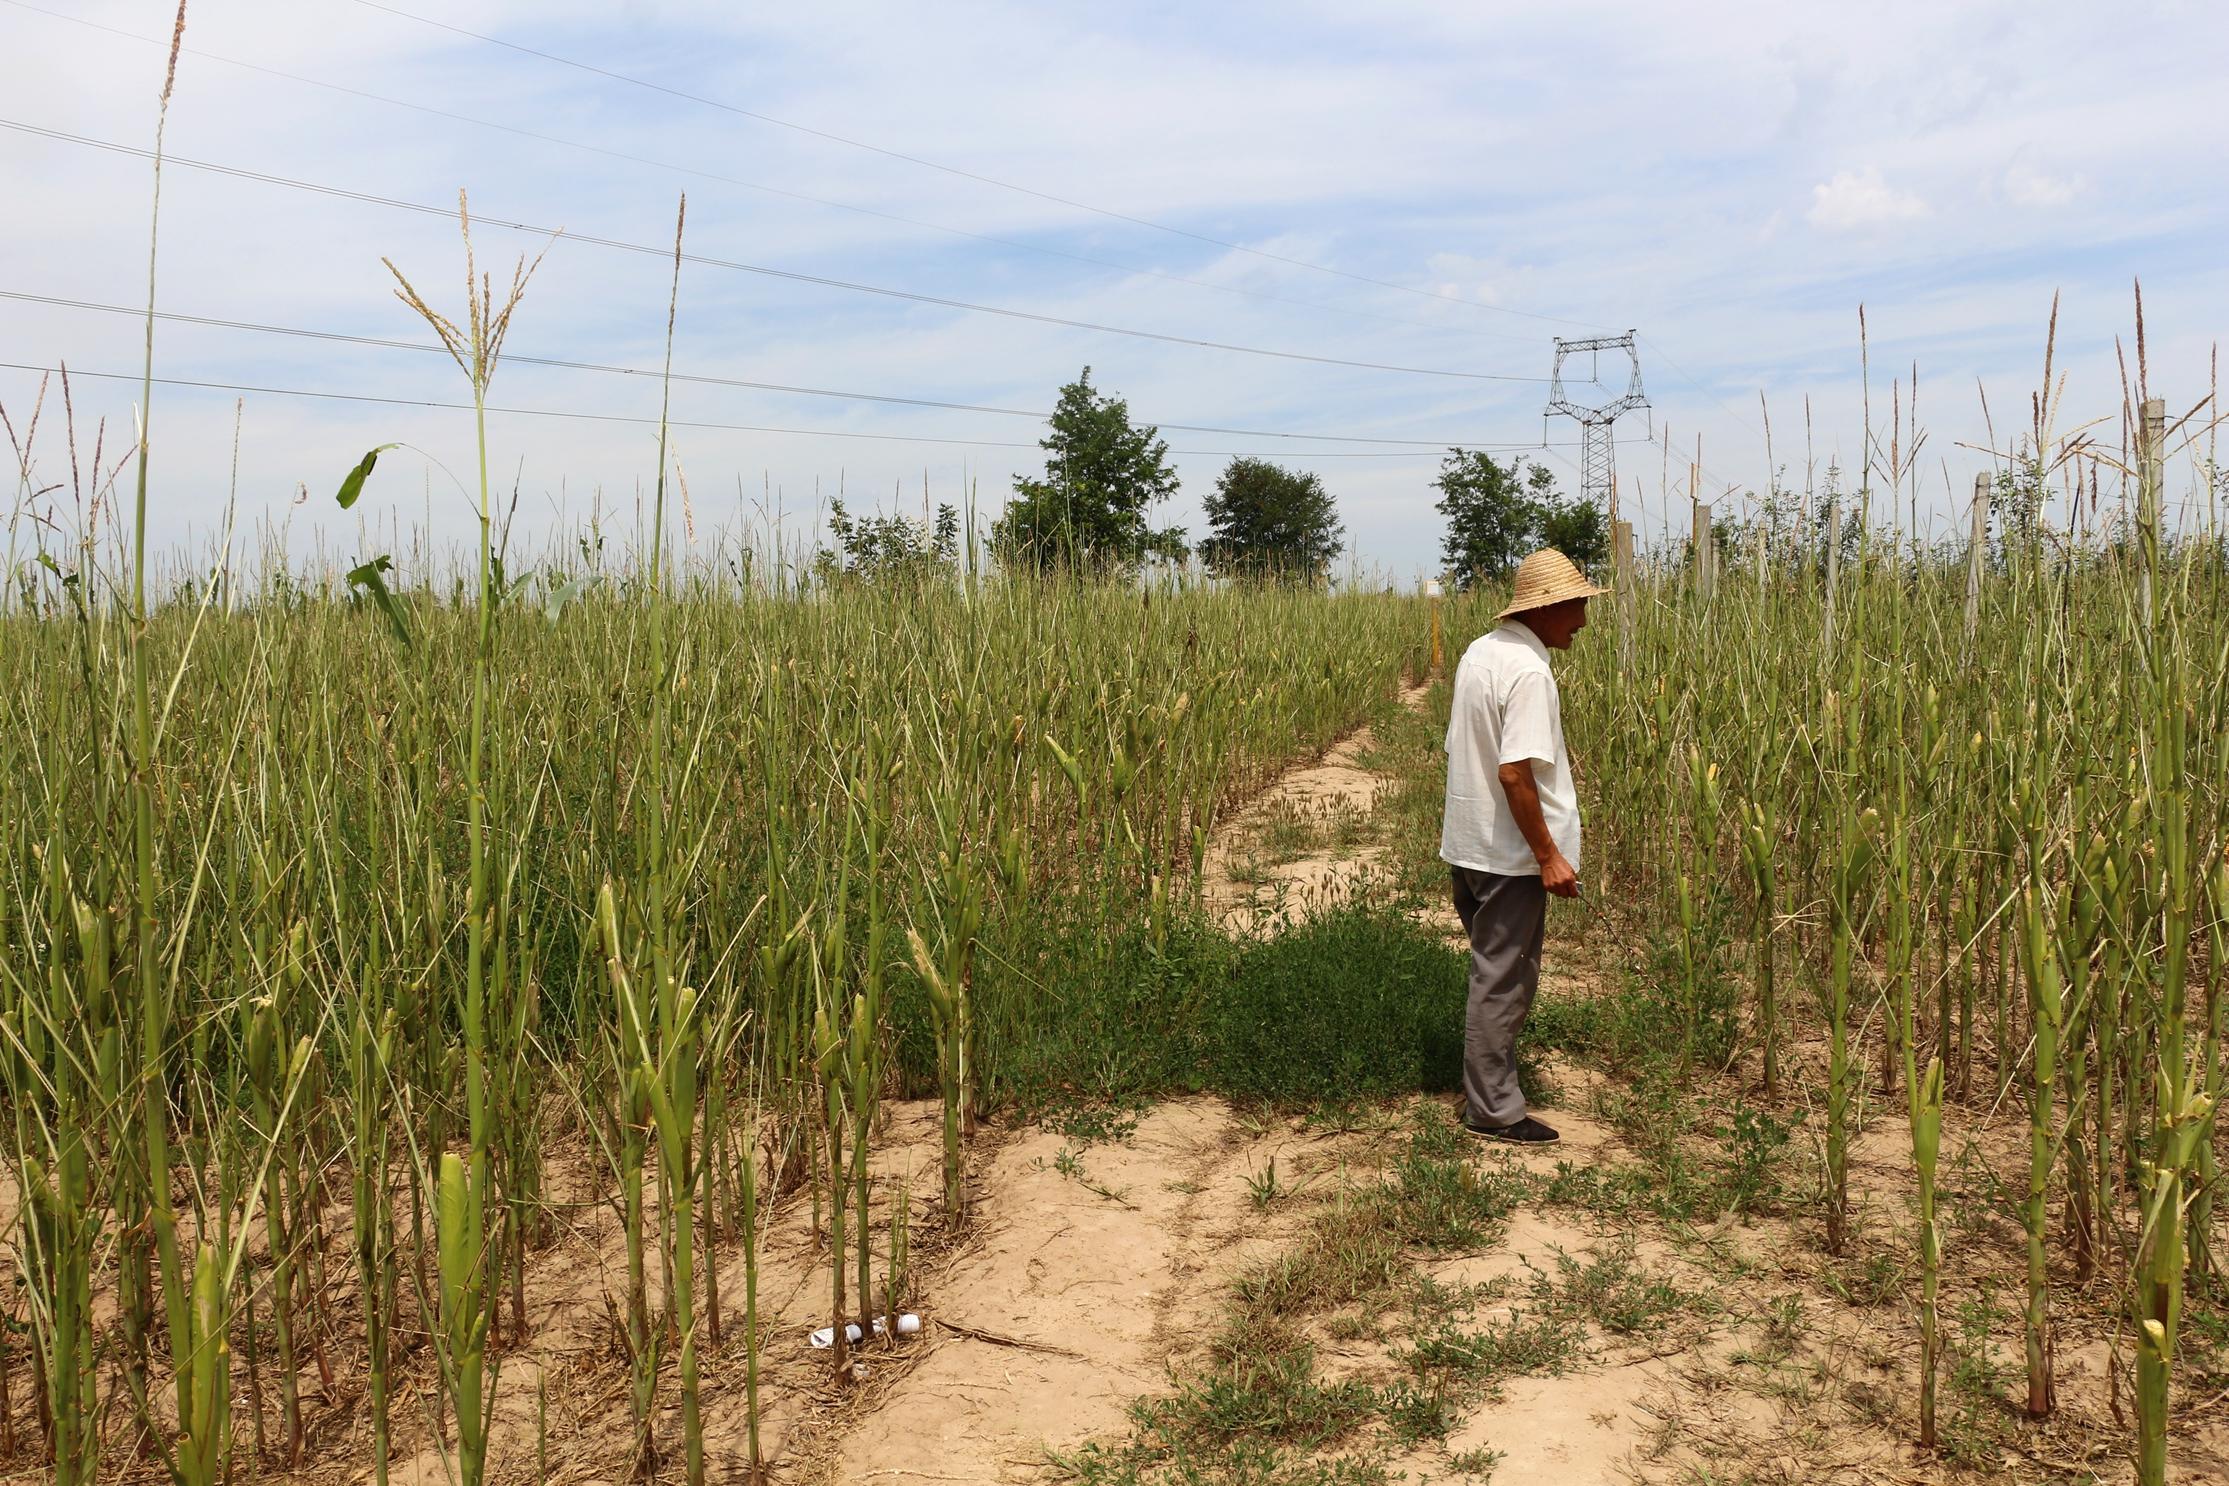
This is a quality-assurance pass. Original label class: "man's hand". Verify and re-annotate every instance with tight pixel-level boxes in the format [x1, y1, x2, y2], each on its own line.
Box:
[1498, 759, 1579, 898]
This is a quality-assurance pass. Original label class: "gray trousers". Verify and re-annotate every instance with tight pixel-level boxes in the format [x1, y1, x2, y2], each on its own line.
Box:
[1451, 866, 1547, 1127]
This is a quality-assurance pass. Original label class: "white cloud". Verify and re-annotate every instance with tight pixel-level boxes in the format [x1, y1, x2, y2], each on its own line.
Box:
[1423, 252, 1509, 309]
[2004, 162, 2080, 208]
[1807, 167, 1931, 230]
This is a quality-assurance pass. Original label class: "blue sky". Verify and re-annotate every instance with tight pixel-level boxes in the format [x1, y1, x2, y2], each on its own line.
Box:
[4, 0, 2225, 579]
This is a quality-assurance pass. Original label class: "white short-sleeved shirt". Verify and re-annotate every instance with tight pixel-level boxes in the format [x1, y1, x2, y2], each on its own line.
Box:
[1439, 620, 1580, 877]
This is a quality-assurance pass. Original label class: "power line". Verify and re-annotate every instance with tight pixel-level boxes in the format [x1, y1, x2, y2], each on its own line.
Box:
[340, 0, 1615, 334]
[3, 119, 1550, 386]
[2, 361, 1639, 460]
[1636, 330, 1769, 445]
[0, 0, 1533, 347]
[1638, 424, 1754, 515]
[4, 288, 1507, 447]
[1, 5, 1778, 523]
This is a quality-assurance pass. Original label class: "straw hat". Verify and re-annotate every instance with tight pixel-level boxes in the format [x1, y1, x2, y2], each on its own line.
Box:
[1496, 548, 1609, 620]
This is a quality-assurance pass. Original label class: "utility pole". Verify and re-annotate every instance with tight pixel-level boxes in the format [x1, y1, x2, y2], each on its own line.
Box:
[1693, 500, 1715, 601]
[1611, 510, 1636, 667]
[1545, 332, 1649, 550]
[1611, 517, 1636, 587]
[1965, 471, 1989, 642]
[2138, 396, 2166, 627]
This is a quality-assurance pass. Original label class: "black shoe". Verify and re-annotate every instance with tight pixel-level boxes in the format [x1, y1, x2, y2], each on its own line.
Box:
[1464, 1115, 1560, 1145]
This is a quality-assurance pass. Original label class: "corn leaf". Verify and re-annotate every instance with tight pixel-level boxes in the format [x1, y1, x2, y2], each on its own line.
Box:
[346, 554, 412, 650]
[335, 444, 401, 510]
[544, 576, 595, 622]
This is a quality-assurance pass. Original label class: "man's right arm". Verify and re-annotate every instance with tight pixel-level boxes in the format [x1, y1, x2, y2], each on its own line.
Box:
[1496, 758, 1579, 899]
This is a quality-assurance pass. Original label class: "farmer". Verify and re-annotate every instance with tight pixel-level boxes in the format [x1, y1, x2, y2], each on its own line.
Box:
[1440, 548, 1605, 1145]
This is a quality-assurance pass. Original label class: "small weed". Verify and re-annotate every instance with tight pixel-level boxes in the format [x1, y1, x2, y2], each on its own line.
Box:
[1719, 1102, 1794, 1215]
[1300, 1099, 1382, 1137]
[1381, 1107, 1521, 1249]
[1534, 1158, 1658, 1220]
[1248, 1157, 1288, 1210]
[1513, 1041, 1564, 1109]
[1531, 913, 1739, 1078]
[1844, 1376, 1901, 1432]
[1536, 1242, 1692, 1336]
[1942, 1140, 2023, 1248]
[1045, 1145, 1135, 1209]
[1136, 1342, 1378, 1452]
[1235, 1198, 1407, 1320]
[1234, 1104, 1289, 1139]
[1053, 1437, 1394, 1486]
[1548, 1141, 1721, 1225]
[2184, 1296, 2229, 1390]
[1732, 1291, 1808, 1367]
[1381, 1378, 1456, 1445]
[1260, 802, 1319, 863]
[1324, 799, 1372, 853]
[1588, 1072, 1690, 1154]
[1404, 1310, 1583, 1385]
[1403, 1271, 1505, 1330]
[1941, 1281, 2014, 1469]
[1240, 1107, 1519, 1326]
[1821, 1250, 1900, 1308]
[1446, 1446, 1504, 1480]
[1325, 1309, 1381, 1343]
[1046, 1098, 1144, 1147]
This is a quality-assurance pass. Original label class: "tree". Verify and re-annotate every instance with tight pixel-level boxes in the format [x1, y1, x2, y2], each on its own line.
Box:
[1198, 457, 1344, 583]
[811, 499, 958, 585]
[1809, 463, 1865, 576]
[1537, 483, 1609, 575]
[1435, 450, 1608, 588]
[991, 368, 1185, 574]
[1434, 450, 1545, 589]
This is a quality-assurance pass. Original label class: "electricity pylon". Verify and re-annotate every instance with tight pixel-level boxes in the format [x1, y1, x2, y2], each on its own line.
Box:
[1544, 331, 1648, 517]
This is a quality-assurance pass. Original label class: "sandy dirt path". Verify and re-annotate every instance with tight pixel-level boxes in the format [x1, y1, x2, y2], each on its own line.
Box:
[829, 1101, 1346, 1484]
[1200, 679, 1431, 934]
[820, 679, 1688, 1486]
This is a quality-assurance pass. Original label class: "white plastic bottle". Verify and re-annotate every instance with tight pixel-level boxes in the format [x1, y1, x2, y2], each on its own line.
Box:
[810, 1312, 922, 1348]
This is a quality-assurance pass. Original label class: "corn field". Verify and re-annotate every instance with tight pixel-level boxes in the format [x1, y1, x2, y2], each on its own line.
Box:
[9, 395, 2226, 1481]
[0, 19, 2221, 1473]
[1459, 393, 2226, 1476]
[2, 462, 1434, 1471]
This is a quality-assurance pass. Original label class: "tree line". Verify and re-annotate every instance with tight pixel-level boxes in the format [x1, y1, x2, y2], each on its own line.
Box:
[814, 366, 1609, 587]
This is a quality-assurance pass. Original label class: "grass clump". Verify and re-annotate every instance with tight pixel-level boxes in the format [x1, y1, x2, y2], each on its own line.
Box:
[1234, 1198, 1410, 1322]
[1379, 1106, 1522, 1248]
[1378, 1378, 1458, 1445]
[1055, 1439, 1395, 1486]
[1143, 1343, 1378, 1451]
[1529, 1241, 1694, 1336]
[1403, 1310, 1584, 1386]
[1208, 910, 1466, 1106]
[1053, 1319, 1393, 1486]
[996, 906, 1479, 1133]
[1234, 1105, 1519, 1326]
[983, 915, 1230, 1117]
